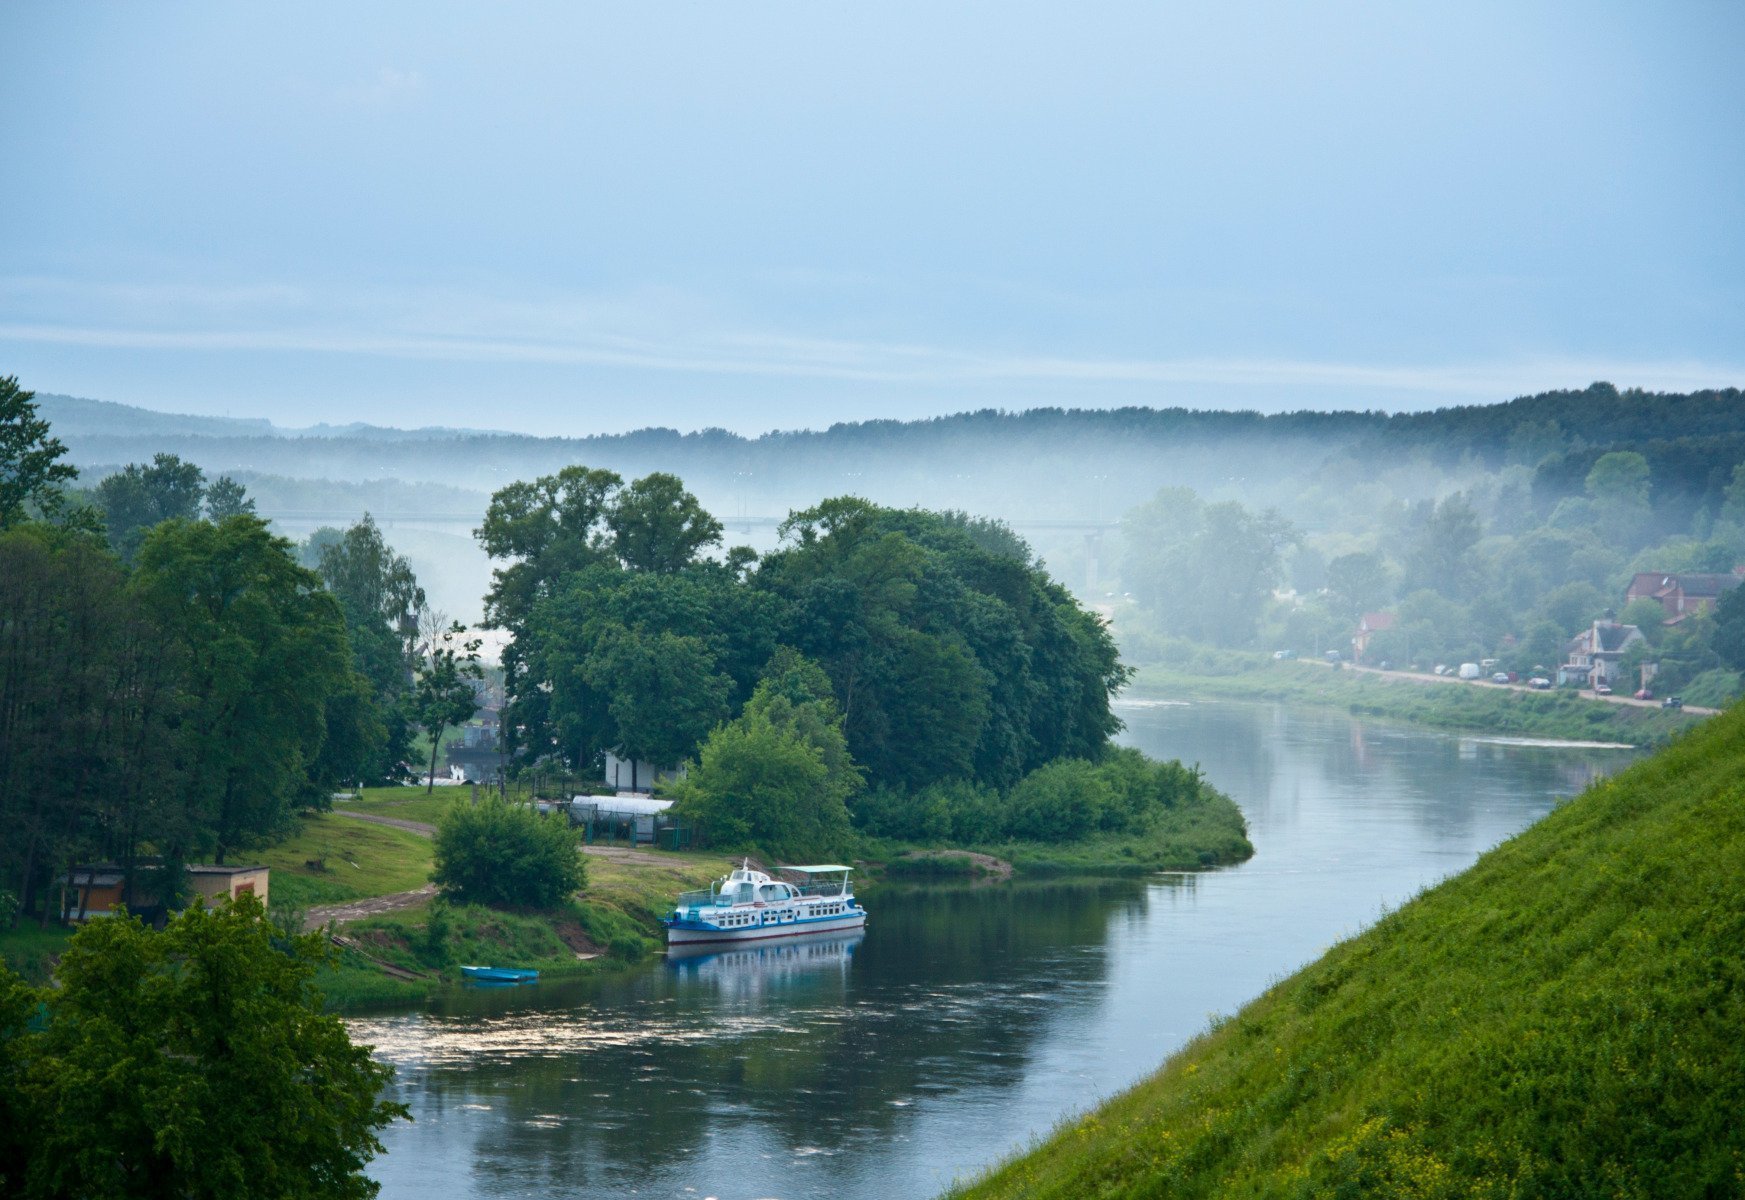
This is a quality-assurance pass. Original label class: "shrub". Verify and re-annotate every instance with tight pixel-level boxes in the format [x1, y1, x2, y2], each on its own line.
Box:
[432, 798, 586, 908]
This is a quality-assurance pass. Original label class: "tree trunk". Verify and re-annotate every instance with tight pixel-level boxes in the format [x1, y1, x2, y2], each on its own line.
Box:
[427, 727, 441, 794]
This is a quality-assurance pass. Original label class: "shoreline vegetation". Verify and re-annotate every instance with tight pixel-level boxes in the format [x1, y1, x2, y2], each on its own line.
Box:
[0, 765, 1251, 1009]
[1126, 655, 1707, 746]
[946, 695, 1745, 1199]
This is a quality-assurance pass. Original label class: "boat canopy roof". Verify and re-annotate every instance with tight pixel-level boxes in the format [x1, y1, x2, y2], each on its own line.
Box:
[782, 864, 854, 874]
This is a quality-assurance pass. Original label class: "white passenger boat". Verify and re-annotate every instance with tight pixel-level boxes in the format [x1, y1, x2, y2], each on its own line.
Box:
[662, 862, 867, 946]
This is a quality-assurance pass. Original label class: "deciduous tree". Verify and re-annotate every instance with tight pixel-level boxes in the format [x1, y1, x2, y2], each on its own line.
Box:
[1, 895, 406, 1199]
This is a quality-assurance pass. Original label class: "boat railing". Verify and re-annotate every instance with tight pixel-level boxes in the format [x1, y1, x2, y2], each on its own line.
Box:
[675, 887, 720, 908]
[793, 881, 851, 899]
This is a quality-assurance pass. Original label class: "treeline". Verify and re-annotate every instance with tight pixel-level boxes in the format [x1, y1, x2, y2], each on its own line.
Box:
[0, 378, 467, 926]
[43, 383, 1745, 515]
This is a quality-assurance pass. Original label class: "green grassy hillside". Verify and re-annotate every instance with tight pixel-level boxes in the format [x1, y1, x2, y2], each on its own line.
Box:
[950, 703, 1745, 1199]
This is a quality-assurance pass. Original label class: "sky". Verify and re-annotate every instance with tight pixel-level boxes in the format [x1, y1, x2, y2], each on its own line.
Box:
[2, 2, 1742, 436]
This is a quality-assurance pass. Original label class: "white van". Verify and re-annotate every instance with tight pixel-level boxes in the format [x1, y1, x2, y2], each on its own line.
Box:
[1457, 662, 1481, 680]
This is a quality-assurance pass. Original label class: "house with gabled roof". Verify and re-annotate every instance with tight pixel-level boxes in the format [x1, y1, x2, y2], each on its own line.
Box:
[1625, 570, 1743, 625]
[1559, 619, 1644, 688]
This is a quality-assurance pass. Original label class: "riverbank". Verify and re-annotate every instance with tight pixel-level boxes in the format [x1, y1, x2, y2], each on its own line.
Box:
[948, 681, 1745, 1198]
[254, 794, 740, 1009]
[1127, 659, 1707, 746]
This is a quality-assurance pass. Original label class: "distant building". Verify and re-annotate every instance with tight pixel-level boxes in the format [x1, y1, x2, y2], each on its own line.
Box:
[1624, 571, 1743, 625]
[604, 750, 684, 794]
[1560, 619, 1645, 688]
[1351, 611, 1396, 663]
[57, 862, 270, 923]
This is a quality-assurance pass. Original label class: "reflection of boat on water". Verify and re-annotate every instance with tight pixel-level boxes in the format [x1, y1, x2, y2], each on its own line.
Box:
[663, 862, 867, 946]
[666, 930, 863, 1004]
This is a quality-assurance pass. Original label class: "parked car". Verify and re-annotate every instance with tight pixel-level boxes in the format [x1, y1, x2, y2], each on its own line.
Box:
[1633, 688, 1653, 700]
[1506, 671, 1519, 683]
[1662, 696, 1684, 709]
[1594, 683, 1613, 696]
[1491, 672, 1510, 685]
[1323, 650, 1342, 662]
[1433, 664, 1449, 676]
[1528, 677, 1552, 689]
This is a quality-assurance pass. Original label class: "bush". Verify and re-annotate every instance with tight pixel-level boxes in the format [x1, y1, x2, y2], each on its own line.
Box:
[432, 798, 586, 908]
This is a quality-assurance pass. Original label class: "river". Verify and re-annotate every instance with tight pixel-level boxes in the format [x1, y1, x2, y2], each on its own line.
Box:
[350, 700, 1635, 1199]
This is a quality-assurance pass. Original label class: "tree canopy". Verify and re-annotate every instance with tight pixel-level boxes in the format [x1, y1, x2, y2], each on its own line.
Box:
[0, 895, 406, 1199]
[0, 375, 77, 529]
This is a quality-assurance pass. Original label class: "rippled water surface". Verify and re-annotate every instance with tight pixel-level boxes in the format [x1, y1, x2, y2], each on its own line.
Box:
[354, 701, 1634, 1200]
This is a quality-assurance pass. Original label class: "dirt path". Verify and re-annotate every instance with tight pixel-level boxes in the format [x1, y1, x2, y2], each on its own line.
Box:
[304, 884, 437, 930]
[331, 809, 437, 836]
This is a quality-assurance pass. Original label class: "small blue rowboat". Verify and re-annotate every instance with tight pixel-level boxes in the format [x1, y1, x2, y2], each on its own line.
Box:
[460, 965, 540, 983]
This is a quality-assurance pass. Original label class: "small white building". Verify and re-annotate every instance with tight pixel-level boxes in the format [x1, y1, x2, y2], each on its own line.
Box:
[603, 750, 683, 794]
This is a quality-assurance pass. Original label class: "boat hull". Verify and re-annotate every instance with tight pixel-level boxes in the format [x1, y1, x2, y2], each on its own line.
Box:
[664, 910, 867, 946]
[460, 966, 539, 982]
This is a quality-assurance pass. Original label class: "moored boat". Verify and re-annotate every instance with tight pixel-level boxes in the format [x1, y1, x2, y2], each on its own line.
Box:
[663, 862, 867, 946]
[460, 965, 540, 983]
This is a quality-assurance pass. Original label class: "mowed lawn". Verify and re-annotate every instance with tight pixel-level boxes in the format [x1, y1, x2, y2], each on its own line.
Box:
[256, 811, 435, 906]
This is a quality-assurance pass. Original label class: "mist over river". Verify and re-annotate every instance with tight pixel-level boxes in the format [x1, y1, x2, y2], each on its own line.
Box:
[349, 701, 1634, 1200]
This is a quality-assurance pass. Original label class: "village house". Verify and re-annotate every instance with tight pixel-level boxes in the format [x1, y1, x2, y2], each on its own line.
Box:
[1558, 619, 1645, 688]
[1350, 611, 1395, 664]
[56, 862, 270, 923]
[1624, 570, 1743, 625]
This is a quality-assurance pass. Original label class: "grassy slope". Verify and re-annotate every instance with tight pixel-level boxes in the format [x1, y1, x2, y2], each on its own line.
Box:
[254, 812, 436, 906]
[950, 703, 1745, 1199]
[1131, 660, 1703, 746]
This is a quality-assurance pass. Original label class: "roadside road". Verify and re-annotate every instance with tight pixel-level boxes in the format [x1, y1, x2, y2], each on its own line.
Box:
[1342, 664, 1719, 715]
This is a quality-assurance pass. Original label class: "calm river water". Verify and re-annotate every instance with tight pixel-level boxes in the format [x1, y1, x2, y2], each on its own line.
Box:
[352, 700, 1635, 1200]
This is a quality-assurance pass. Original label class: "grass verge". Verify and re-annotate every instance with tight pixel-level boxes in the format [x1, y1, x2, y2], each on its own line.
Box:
[1130, 660, 1705, 746]
[254, 811, 436, 908]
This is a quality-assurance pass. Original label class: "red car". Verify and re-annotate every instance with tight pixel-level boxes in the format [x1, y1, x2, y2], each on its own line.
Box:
[1633, 688, 1653, 701]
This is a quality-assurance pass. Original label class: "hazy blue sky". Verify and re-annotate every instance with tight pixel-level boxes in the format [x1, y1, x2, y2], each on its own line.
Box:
[2, 2, 1741, 434]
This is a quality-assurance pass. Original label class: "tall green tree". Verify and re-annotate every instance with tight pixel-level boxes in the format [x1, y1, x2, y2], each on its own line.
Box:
[411, 624, 482, 792]
[2, 896, 406, 1199]
[606, 470, 724, 573]
[0, 376, 77, 529]
[1325, 551, 1393, 622]
[95, 453, 207, 560]
[0, 528, 183, 926]
[317, 515, 426, 781]
[133, 516, 352, 861]
[1122, 489, 1299, 647]
[203, 474, 256, 520]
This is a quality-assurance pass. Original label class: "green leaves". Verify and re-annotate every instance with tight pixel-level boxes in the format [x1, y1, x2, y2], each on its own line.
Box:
[0, 375, 77, 529]
[3, 895, 406, 1199]
[432, 798, 585, 908]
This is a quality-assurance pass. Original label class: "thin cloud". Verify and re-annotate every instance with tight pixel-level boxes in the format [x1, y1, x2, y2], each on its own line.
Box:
[2, 318, 1737, 400]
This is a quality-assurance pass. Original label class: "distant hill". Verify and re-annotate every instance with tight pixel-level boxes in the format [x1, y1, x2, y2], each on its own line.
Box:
[36, 382, 1745, 531]
[950, 699, 1745, 1198]
[35, 392, 509, 442]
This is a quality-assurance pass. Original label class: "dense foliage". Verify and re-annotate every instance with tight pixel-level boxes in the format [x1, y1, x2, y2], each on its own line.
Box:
[671, 652, 859, 861]
[431, 798, 586, 908]
[952, 696, 1745, 1200]
[1121, 385, 1745, 703]
[0, 895, 406, 1199]
[0, 399, 443, 927]
[852, 747, 1250, 867]
[482, 477, 1129, 801]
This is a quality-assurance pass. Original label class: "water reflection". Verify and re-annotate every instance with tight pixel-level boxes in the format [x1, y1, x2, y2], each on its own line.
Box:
[360, 701, 1636, 1200]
